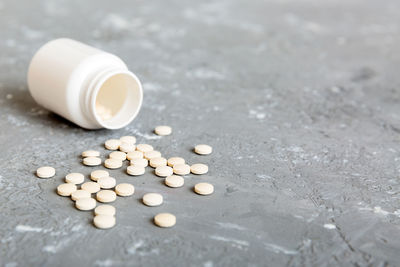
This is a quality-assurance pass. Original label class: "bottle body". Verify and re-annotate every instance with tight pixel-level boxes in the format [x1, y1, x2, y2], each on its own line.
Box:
[28, 38, 143, 129]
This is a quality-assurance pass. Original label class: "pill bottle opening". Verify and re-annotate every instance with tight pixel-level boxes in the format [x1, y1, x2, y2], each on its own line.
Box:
[93, 72, 143, 129]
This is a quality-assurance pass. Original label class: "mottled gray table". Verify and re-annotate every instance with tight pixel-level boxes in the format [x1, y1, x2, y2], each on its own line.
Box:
[1, 0, 400, 266]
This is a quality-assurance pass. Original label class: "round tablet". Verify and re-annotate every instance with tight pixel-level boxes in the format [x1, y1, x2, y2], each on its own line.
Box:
[65, 173, 84, 184]
[136, 144, 154, 153]
[93, 215, 116, 229]
[81, 182, 101, 193]
[96, 190, 117, 203]
[142, 193, 163, 206]
[90, 170, 109, 181]
[194, 182, 214, 195]
[154, 126, 172, 136]
[119, 142, 136, 153]
[57, 183, 77, 196]
[194, 144, 213, 155]
[155, 166, 173, 177]
[83, 157, 102, 166]
[144, 150, 162, 160]
[82, 150, 100, 157]
[94, 204, 116, 216]
[115, 183, 135, 196]
[126, 151, 144, 160]
[167, 157, 185, 167]
[173, 164, 191, 175]
[97, 177, 116, 189]
[154, 213, 176, 228]
[76, 197, 96, 210]
[190, 163, 208, 175]
[109, 151, 127, 161]
[105, 139, 121, 150]
[104, 158, 123, 169]
[36, 166, 55, 178]
[165, 175, 184, 188]
[130, 158, 148, 167]
[127, 165, 145, 176]
[71, 189, 91, 201]
[150, 157, 167, 168]
[120, 136, 136, 145]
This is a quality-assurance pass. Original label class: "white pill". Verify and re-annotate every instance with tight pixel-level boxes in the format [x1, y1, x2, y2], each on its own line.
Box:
[126, 165, 145, 176]
[105, 139, 121, 150]
[194, 182, 214, 195]
[190, 163, 208, 175]
[94, 204, 116, 216]
[142, 193, 163, 206]
[75, 197, 97, 210]
[130, 158, 148, 167]
[81, 182, 101, 193]
[119, 142, 136, 153]
[97, 177, 116, 189]
[173, 164, 191, 175]
[136, 144, 154, 153]
[83, 157, 102, 166]
[71, 189, 91, 201]
[155, 166, 173, 177]
[115, 183, 135, 197]
[165, 175, 184, 188]
[126, 151, 144, 160]
[150, 157, 167, 168]
[65, 173, 84, 184]
[109, 151, 127, 161]
[104, 158, 123, 169]
[36, 166, 55, 178]
[167, 157, 185, 167]
[144, 150, 162, 160]
[96, 190, 117, 203]
[57, 183, 77, 196]
[194, 144, 213, 155]
[93, 215, 116, 229]
[154, 126, 172, 136]
[90, 170, 109, 181]
[120, 136, 136, 145]
[81, 150, 100, 157]
[154, 213, 176, 228]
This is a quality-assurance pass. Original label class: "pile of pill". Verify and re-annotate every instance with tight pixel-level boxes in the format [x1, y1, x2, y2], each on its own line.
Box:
[36, 126, 214, 229]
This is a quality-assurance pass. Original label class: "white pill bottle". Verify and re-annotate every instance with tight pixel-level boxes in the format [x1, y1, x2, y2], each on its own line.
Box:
[27, 38, 143, 129]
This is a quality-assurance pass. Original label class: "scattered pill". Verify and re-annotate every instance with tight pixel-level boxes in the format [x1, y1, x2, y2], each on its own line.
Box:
[65, 173, 84, 184]
[109, 151, 127, 161]
[150, 157, 167, 168]
[36, 166, 55, 178]
[90, 170, 109, 181]
[155, 166, 173, 177]
[57, 183, 77, 196]
[96, 190, 117, 203]
[130, 158, 148, 167]
[81, 150, 100, 157]
[136, 144, 154, 153]
[115, 183, 135, 197]
[154, 126, 172, 136]
[105, 139, 121, 150]
[173, 164, 191, 175]
[119, 142, 136, 153]
[167, 157, 185, 167]
[126, 151, 144, 160]
[71, 189, 91, 201]
[83, 157, 102, 166]
[194, 183, 214, 195]
[94, 204, 116, 216]
[142, 193, 163, 206]
[120, 136, 136, 145]
[97, 177, 116, 189]
[81, 182, 101, 193]
[126, 165, 145, 176]
[93, 215, 116, 229]
[104, 158, 123, 169]
[144, 150, 162, 160]
[165, 175, 184, 188]
[190, 163, 208, 175]
[194, 144, 212, 155]
[76, 197, 97, 211]
[154, 213, 176, 228]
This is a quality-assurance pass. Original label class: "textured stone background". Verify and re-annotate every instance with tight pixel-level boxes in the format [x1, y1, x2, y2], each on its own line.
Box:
[1, 0, 400, 266]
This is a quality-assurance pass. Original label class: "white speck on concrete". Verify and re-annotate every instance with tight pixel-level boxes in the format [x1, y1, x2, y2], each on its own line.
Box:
[15, 225, 43, 232]
[264, 243, 298, 255]
[373, 206, 390, 216]
[94, 259, 114, 267]
[323, 223, 336, 229]
[210, 235, 249, 249]
[187, 68, 225, 80]
[203, 261, 213, 267]
[127, 240, 159, 256]
[5, 263, 17, 267]
[216, 222, 246, 231]
[103, 14, 129, 30]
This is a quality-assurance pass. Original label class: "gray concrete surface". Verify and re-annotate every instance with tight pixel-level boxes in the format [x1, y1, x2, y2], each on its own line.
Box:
[1, 0, 400, 266]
